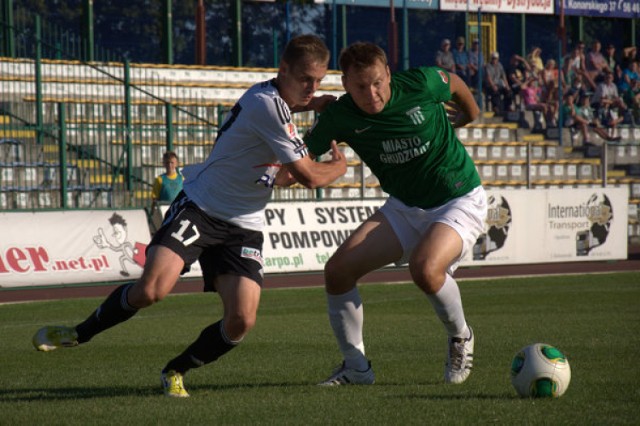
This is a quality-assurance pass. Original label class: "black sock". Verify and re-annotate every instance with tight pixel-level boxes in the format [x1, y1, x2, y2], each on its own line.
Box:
[163, 320, 239, 375]
[75, 283, 138, 343]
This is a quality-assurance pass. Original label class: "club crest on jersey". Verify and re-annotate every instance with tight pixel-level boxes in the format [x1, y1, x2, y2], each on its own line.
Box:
[286, 123, 298, 138]
[437, 70, 448, 84]
[405, 106, 425, 125]
[241, 246, 264, 266]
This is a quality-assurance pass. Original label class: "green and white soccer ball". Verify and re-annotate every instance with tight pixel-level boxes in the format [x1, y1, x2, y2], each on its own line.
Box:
[510, 343, 571, 398]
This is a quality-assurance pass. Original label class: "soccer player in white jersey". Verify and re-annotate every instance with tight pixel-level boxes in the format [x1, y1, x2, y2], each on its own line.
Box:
[32, 35, 346, 398]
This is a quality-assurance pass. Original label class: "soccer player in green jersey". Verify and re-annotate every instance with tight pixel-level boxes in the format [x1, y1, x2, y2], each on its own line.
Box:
[304, 42, 487, 386]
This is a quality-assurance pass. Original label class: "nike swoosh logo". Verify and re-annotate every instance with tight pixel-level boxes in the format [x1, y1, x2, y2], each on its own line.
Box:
[355, 126, 372, 134]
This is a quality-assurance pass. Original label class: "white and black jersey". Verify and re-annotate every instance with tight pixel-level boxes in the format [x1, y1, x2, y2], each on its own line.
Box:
[182, 79, 308, 231]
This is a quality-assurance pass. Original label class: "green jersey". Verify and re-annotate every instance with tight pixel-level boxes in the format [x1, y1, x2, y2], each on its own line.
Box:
[305, 67, 480, 209]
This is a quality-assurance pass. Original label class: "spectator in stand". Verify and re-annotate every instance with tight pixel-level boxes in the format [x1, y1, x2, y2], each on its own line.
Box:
[622, 77, 640, 125]
[526, 46, 544, 75]
[468, 38, 483, 89]
[566, 73, 588, 102]
[151, 151, 183, 212]
[581, 93, 621, 143]
[562, 92, 586, 145]
[564, 41, 597, 91]
[435, 38, 456, 74]
[620, 46, 637, 73]
[484, 51, 512, 115]
[585, 39, 610, 84]
[540, 59, 565, 109]
[452, 36, 471, 85]
[592, 70, 627, 131]
[563, 92, 620, 146]
[521, 76, 552, 130]
[618, 59, 639, 93]
[507, 54, 532, 110]
[604, 43, 619, 82]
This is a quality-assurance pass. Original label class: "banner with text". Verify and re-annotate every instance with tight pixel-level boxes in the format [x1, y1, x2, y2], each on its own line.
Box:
[462, 187, 628, 265]
[558, 0, 640, 18]
[162, 200, 382, 278]
[262, 201, 381, 273]
[0, 210, 150, 288]
[0, 187, 628, 288]
[315, 0, 439, 9]
[440, 0, 554, 14]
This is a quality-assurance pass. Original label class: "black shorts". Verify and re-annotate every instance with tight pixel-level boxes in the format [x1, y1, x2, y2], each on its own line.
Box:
[149, 191, 264, 290]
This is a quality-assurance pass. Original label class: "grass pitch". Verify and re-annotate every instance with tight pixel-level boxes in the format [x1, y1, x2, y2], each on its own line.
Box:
[1, 272, 639, 425]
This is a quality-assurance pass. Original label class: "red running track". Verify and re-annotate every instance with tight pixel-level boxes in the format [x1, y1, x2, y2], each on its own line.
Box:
[2, 246, 638, 304]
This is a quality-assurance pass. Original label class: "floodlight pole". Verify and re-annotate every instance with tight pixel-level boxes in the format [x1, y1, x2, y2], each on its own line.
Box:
[1, 0, 15, 57]
[82, 0, 94, 61]
[195, 0, 206, 65]
[388, 0, 398, 72]
[557, 0, 565, 146]
[476, 8, 483, 113]
[332, 0, 337, 69]
[402, 0, 408, 70]
[285, 1, 291, 43]
[162, 0, 173, 64]
[232, 0, 242, 66]
[559, 0, 566, 57]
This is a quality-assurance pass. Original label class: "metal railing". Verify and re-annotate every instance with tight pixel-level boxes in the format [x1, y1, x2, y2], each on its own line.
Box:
[0, 7, 360, 214]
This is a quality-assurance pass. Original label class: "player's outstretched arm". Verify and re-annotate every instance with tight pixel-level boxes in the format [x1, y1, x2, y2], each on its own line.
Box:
[282, 140, 346, 189]
[448, 73, 480, 128]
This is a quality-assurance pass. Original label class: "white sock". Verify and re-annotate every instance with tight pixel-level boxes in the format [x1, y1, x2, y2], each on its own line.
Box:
[426, 274, 469, 339]
[327, 287, 369, 371]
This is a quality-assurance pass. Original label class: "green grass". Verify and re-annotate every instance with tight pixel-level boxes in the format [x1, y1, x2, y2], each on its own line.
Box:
[1, 272, 639, 425]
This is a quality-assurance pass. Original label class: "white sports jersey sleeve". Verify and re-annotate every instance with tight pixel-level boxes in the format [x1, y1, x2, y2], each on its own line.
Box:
[182, 80, 308, 231]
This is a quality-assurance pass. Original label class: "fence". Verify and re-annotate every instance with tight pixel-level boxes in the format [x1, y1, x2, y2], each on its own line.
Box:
[0, 10, 335, 212]
[1, 6, 639, 246]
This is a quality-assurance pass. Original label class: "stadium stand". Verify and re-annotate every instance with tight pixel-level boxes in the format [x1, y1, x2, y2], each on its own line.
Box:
[1, 56, 639, 244]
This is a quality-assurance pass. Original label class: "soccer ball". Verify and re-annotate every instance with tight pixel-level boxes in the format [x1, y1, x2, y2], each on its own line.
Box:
[510, 343, 571, 398]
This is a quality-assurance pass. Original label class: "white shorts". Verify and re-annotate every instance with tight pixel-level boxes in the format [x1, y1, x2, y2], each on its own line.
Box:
[379, 186, 487, 274]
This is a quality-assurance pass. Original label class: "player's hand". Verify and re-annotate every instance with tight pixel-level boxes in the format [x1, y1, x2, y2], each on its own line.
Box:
[327, 140, 347, 174]
[445, 101, 461, 123]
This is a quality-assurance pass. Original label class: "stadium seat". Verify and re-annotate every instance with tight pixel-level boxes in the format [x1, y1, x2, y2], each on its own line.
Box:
[509, 163, 526, 182]
[475, 145, 488, 160]
[457, 127, 470, 141]
[0, 139, 24, 163]
[35, 190, 55, 208]
[14, 189, 36, 209]
[0, 191, 10, 209]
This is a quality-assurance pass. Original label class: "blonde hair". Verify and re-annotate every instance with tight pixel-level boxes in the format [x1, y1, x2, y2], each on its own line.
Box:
[281, 35, 330, 70]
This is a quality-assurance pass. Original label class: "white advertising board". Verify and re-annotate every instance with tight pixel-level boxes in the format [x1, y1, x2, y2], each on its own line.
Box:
[0, 187, 628, 289]
[263, 200, 381, 273]
[262, 187, 628, 271]
[462, 187, 629, 265]
[0, 210, 150, 288]
[161, 201, 382, 277]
